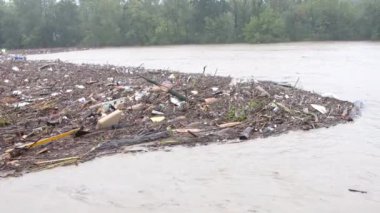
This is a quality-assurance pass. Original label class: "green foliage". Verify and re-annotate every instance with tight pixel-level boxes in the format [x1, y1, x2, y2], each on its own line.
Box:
[121, 0, 160, 45]
[54, 0, 82, 47]
[0, 3, 22, 48]
[80, 0, 123, 46]
[0, 0, 379, 49]
[285, 0, 360, 41]
[247, 100, 263, 111]
[226, 99, 263, 122]
[190, 0, 229, 38]
[203, 12, 235, 43]
[229, 0, 265, 41]
[154, 0, 192, 44]
[227, 106, 247, 122]
[244, 8, 286, 43]
[358, 0, 380, 40]
[0, 117, 10, 127]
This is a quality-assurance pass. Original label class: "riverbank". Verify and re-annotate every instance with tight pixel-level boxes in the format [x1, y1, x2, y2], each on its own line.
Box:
[0, 58, 356, 177]
[6, 47, 89, 55]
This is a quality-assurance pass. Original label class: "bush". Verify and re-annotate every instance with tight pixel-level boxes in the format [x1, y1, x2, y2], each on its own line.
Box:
[243, 8, 286, 43]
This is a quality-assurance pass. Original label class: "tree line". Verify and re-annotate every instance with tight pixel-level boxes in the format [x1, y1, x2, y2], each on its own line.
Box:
[0, 0, 379, 49]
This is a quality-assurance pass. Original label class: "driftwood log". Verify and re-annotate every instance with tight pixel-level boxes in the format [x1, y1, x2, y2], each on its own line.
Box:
[239, 127, 254, 140]
[98, 131, 170, 150]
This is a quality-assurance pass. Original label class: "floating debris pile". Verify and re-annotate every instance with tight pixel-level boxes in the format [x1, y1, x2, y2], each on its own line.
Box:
[0, 59, 356, 177]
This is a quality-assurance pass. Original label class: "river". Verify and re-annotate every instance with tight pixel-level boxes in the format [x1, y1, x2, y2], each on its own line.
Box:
[1, 42, 380, 212]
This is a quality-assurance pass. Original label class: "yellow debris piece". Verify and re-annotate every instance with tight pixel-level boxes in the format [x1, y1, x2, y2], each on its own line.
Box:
[28, 128, 81, 149]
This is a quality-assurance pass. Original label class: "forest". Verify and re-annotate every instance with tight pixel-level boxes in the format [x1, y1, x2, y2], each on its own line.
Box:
[0, 0, 379, 49]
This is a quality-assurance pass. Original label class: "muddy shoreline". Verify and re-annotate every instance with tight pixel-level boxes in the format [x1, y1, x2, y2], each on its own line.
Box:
[0, 58, 356, 177]
[7, 47, 89, 55]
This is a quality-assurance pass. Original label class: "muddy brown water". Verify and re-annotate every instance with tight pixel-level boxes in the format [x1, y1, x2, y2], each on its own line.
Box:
[1, 42, 380, 212]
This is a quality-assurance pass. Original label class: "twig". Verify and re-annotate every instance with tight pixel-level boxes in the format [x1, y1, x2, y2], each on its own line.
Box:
[348, 189, 367, 194]
[214, 69, 218, 76]
[187, 130, 198, 138]
[137, 74, 187, 101]
[35, 156, 79, 165]
[39, 63, 56, 71]
[294, 77, 300, 88]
